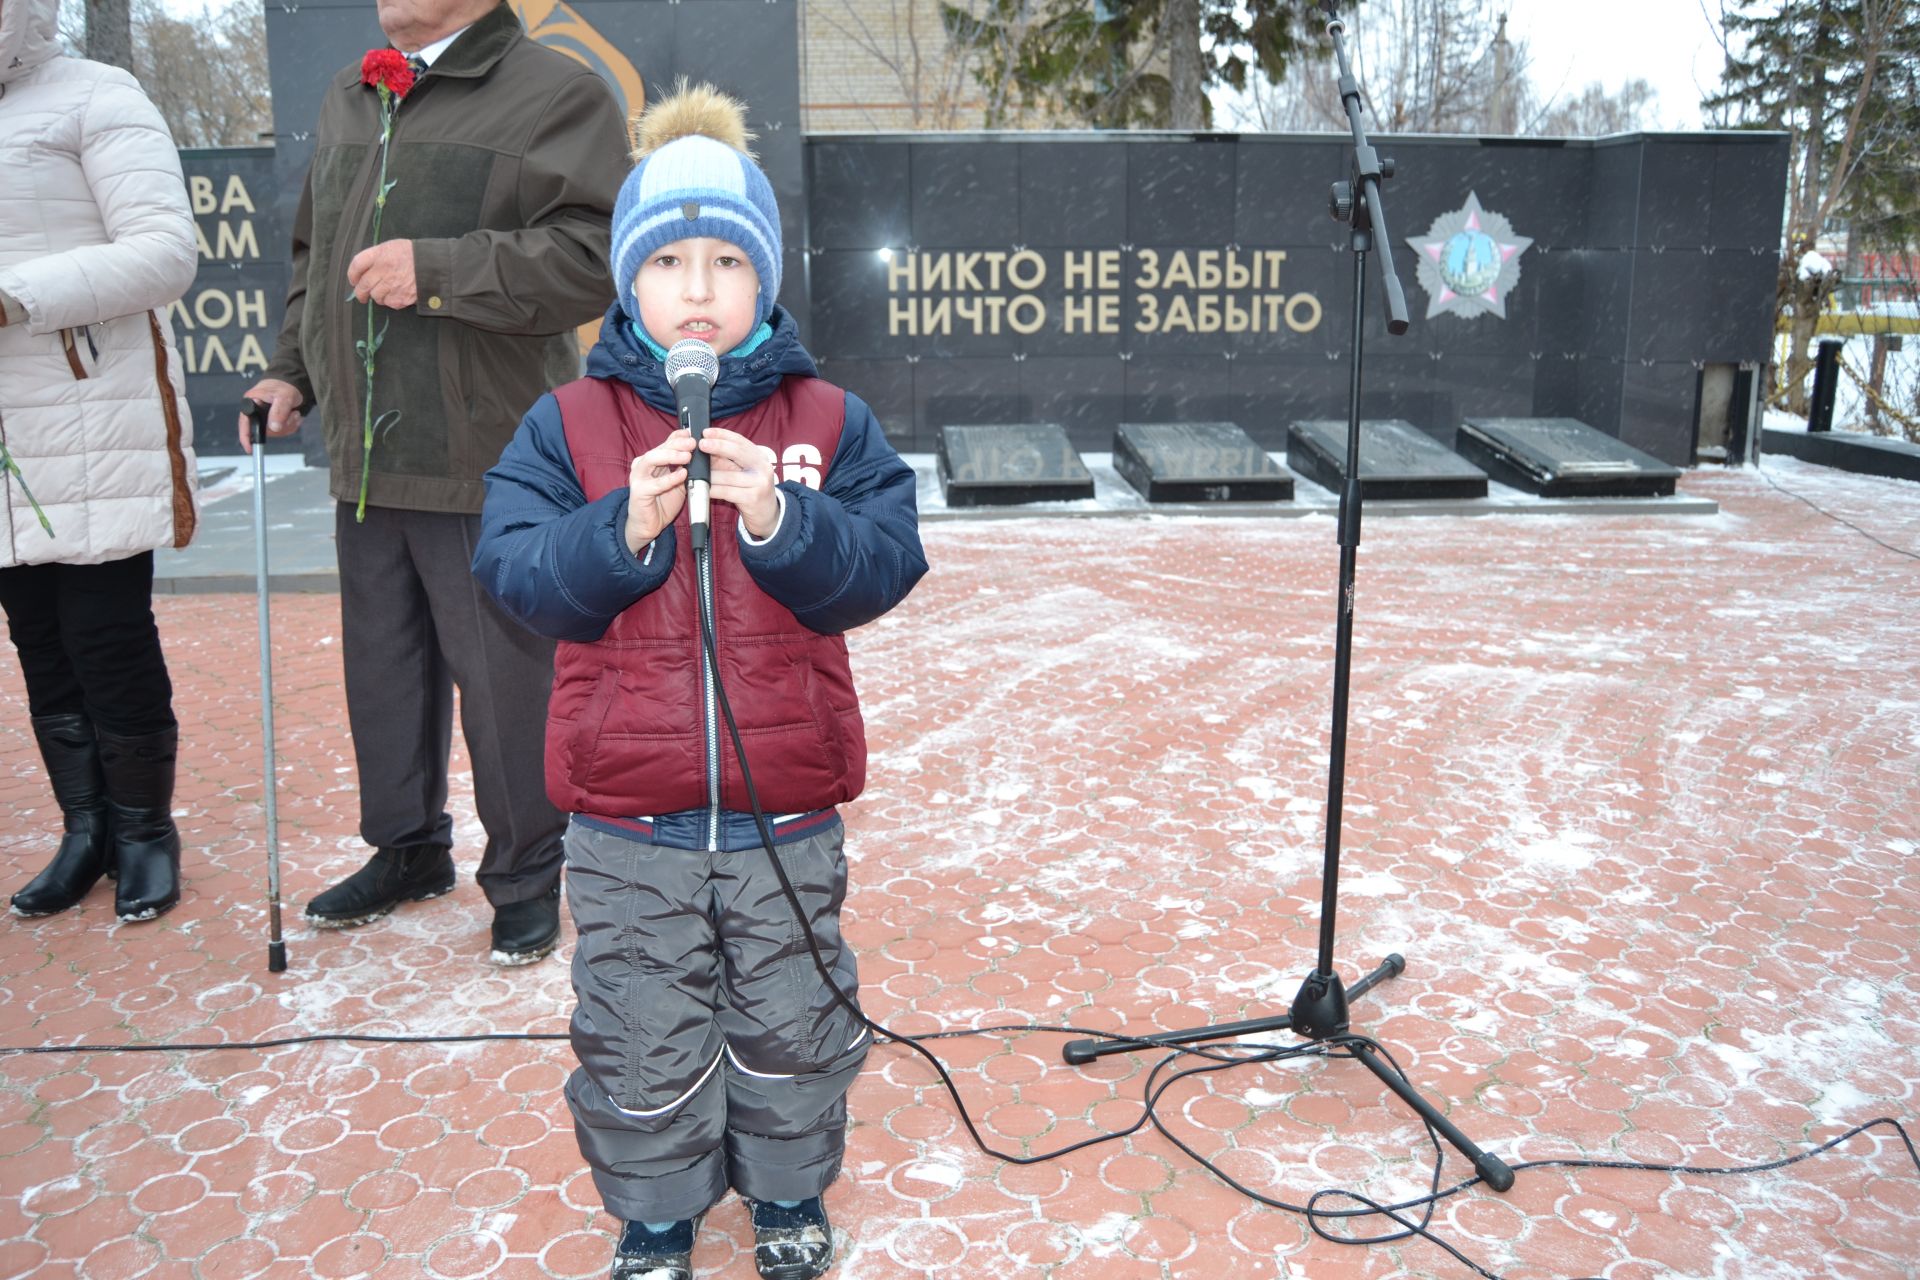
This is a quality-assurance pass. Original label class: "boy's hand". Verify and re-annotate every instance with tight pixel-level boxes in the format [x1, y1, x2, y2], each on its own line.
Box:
[699, 427, 782, 540]
[626, 429, 694, 554]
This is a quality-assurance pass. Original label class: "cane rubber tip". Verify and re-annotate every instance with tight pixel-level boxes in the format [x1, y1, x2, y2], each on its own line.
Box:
[1476, 1152, 1515, 1193]
[1384, 953, 1406, 976]
[268, 942, 288, 973]
[1061, 1040, 1097, 1066]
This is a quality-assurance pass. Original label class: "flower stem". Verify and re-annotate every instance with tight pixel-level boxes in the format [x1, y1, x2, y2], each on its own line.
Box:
[0, 442, 54, 537]
[358, 88, 398, 523]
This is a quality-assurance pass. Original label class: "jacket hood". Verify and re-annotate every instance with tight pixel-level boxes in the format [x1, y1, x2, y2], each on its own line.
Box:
[585, 303, 819, 418]
[0, 0, 61, 87]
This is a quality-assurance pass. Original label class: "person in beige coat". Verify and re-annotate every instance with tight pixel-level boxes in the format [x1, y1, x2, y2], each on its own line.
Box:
[0, 0, 201, 923]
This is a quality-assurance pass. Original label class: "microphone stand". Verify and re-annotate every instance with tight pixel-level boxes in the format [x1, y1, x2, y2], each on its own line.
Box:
[1061, 3, 1516, 1194]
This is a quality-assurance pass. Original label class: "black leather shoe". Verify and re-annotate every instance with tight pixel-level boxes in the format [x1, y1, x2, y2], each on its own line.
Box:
[305, 844, 455, 928]
[489, 880, 561, 966]
[610, 1215, 698, 1280]
[747, 1197, 833, 1280]
[96, 726, 183, 923]
[10, 714, 112, 918]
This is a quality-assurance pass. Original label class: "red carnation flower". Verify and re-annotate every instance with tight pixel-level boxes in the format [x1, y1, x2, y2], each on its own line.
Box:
[360, 48, 416, 99]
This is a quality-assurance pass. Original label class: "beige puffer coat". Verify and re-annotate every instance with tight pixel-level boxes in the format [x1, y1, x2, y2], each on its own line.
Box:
[0, 0, 198, 568]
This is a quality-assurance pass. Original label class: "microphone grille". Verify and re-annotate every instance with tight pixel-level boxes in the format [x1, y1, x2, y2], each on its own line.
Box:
[665, 337, 718, 386]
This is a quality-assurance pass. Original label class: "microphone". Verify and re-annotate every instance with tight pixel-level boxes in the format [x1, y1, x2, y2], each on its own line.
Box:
[664, 338, 719, 548]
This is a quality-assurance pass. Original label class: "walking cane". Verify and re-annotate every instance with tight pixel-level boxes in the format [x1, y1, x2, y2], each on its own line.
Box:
[240, 400, 288, 973]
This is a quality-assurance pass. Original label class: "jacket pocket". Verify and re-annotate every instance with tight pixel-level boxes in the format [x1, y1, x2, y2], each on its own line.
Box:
[791, 654, 850, 783]
[567, 667, 621, 790]
[60, 327, 95, 380]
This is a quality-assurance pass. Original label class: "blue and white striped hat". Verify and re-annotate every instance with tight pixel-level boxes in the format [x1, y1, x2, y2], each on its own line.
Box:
[610, 83, 781, 333]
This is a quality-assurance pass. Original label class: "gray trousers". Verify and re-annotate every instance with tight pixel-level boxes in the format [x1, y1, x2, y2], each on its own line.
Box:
[562, 821, 868, 1223]
[336, 503, 566, 906]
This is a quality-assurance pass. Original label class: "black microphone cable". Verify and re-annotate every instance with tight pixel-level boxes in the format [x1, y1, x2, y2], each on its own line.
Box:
[677, 534, 1920, 1277]
[4, 530, 1917, 1278]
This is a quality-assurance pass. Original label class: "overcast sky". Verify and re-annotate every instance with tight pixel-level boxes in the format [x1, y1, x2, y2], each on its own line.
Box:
[158, 0, 1733, 131]
[1501, 0, 1729, 129]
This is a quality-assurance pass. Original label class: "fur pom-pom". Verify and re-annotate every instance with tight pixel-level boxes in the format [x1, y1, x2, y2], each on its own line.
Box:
[629, 79, 756, 161]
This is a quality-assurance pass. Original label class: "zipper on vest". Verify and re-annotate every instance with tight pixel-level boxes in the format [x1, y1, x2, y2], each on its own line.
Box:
[698, 548, 720, 852]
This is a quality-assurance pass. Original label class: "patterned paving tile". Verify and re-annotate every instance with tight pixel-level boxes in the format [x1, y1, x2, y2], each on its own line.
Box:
[2, 459, 1918, 1278]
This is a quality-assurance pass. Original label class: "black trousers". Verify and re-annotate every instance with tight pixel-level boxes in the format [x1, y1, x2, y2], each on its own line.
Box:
[336, 504, 565, 907]
[0, 552, 175, 736]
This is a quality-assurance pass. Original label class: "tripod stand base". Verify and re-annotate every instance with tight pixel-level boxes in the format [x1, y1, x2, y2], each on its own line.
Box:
[1060, 953, 1517, 1193]
[1061, 953, 1403, 1065]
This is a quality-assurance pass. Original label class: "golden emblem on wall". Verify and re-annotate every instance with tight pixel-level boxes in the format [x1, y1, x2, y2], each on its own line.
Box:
[509, 1, 646, 354]
[511, 0, 645, 118]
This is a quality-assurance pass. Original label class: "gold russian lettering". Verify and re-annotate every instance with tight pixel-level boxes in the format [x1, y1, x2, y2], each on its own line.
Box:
[1007, 250, 1046, 291]
[1285, 293, 1322, 333]
[1007, 295, 1045, 335]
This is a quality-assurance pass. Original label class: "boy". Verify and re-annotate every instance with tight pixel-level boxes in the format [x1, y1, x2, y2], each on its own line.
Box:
[472, 84, 927, 1280]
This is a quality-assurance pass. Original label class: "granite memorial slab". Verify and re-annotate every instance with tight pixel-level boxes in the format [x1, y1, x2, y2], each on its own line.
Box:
[1112, 422, 1294, 503]
[936, 424, 1096, 507]
[1458, 417, 1682, 496]
[1760, 426, 1920, 484]
[1286, 420, 1490, 500]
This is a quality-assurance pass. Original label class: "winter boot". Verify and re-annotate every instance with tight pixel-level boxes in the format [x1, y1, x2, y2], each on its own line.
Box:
[747, 1197, 834, 1280]
[490, 878, 561, 966]
[9, 714, 111, 917]
[305, 843, 456, 928]
[610, 1216, 699, 1280]
[96, 726, 182, 923]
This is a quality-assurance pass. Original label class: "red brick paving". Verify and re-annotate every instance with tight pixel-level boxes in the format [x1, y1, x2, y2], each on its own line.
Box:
[3, 458, 1919, 1278]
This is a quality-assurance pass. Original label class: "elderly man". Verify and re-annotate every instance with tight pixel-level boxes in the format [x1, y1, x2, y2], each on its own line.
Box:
[242, 0, 627, 964]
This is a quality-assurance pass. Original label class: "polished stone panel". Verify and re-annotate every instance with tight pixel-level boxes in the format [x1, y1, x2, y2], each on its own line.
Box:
[1112, 422, 1294, 503]
[936, 424, 1096, 506]
[1458, 417, 1682, 497]
[1287, 419, 1489, 499]
[1127, 141, 1237, 243]
[1619, 361, 1702, 464]
[912, 142, 1022, 247]
[808, 142, 911, 249]
[1760, 427, 1920, 483]
[1017, 142, 1129, 245]
[1234, 138, 1349, 245]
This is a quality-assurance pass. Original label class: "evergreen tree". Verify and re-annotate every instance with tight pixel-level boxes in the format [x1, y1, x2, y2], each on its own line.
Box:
[940, 0, 1326, 129]
[1704, 0, 1920, 412]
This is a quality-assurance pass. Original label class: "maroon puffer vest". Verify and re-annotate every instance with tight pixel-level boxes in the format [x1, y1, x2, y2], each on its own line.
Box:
[545, 374, 867, 818]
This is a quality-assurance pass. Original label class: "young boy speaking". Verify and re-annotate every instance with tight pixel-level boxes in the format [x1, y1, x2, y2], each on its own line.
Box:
[473, 83, 927, 1280]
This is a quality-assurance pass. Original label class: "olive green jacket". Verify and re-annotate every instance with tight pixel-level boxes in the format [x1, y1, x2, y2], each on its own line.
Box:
[264, 4, 626, 514]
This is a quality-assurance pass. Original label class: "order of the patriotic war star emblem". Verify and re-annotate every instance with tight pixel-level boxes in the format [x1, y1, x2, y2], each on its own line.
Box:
[1407, 192, 1533, 321]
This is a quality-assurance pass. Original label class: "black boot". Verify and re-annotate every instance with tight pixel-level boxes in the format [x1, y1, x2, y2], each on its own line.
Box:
[9, 714, 112, 918]
[747, 1197, 834, 1280]
[96, 726, 183, 923]
[490, 879, 561, 966]
[305, 843, 456, 928]
[610, 1216, 699, 1280]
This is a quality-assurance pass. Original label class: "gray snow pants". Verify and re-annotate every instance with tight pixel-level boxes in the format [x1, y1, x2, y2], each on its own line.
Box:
[562, 820, 868, 1224]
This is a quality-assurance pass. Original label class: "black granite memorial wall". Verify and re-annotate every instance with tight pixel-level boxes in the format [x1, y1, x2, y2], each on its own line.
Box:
[175, 147, 294, 459]
[201, 13, 1784, 476]
[806, 131, 1789, 467]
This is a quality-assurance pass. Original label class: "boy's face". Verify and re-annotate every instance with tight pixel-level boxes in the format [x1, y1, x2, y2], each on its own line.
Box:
[634, 237, 760, 358]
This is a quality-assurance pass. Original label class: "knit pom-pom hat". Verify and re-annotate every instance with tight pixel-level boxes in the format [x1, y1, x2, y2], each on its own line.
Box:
[611, 81, 781, 333]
